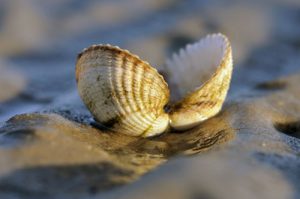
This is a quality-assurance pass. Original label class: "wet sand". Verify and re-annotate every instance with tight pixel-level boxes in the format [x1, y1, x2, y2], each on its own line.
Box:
[0, 0, 300, 198]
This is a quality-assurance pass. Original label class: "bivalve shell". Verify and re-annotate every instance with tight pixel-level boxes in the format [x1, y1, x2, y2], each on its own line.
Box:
[76, 33, 233, 137]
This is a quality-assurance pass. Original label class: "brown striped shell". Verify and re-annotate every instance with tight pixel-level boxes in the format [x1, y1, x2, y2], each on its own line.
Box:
[76, 44, 170, 137]
[76, 33, 233, 137]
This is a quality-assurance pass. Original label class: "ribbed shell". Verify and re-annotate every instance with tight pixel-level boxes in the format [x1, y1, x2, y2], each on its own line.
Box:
[76, 45, 170, 137]
[167, 33, 233, 130]
[76, 33, 233, 137]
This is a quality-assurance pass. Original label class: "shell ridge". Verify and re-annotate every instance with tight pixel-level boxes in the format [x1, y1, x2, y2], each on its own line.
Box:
[113, 56, 144, 133]
[78, 44, 169, 92]
[107, 62, 123, 123]
[168, 33, 233, 130]
[135, 62, 156, 125]
[128, 57, 157, 131]
[122, 56, 150, 132]
[122, 59, 148, 133]
[139, 65, 162, 126]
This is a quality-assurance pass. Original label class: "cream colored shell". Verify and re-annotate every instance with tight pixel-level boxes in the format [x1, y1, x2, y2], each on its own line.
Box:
[76, 44, 170, 137]
[76, 33, 233, 137]
[166, 33, 233, 130]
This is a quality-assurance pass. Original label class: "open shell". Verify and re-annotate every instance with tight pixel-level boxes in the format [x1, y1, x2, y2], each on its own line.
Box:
[76, 33, 233, 137]
[166, 33, 233, 130]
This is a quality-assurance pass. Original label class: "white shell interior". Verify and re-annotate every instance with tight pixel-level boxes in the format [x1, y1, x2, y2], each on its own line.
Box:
[166, 33, 228, 101]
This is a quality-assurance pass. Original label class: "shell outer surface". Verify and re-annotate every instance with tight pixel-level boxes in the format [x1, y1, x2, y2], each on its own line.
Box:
[76, 44, 170, 137]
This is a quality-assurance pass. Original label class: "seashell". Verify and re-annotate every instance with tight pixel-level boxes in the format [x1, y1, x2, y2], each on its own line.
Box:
[76, 33, 233, 137]
[166, 33, 233, 130]
[76, 44, 170, 137]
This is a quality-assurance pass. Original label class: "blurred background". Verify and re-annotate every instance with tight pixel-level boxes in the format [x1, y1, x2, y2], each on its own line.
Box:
[0, 1, 300, 198]
[0, 0, 300, 122]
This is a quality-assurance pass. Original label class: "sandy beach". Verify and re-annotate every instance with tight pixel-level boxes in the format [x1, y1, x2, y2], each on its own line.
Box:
[0, 0, 300, 198]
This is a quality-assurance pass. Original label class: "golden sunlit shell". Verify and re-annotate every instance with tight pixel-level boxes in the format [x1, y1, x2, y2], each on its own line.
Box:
[167, 33, 233, 130]
[76, 44, 170, 137]
[76, 33, 233, 137]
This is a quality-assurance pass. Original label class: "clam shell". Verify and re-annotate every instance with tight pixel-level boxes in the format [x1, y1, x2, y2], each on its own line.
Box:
[76, 45, 170, 137]
[76, 33, 233, 137]
[166, 33, 233, 130]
